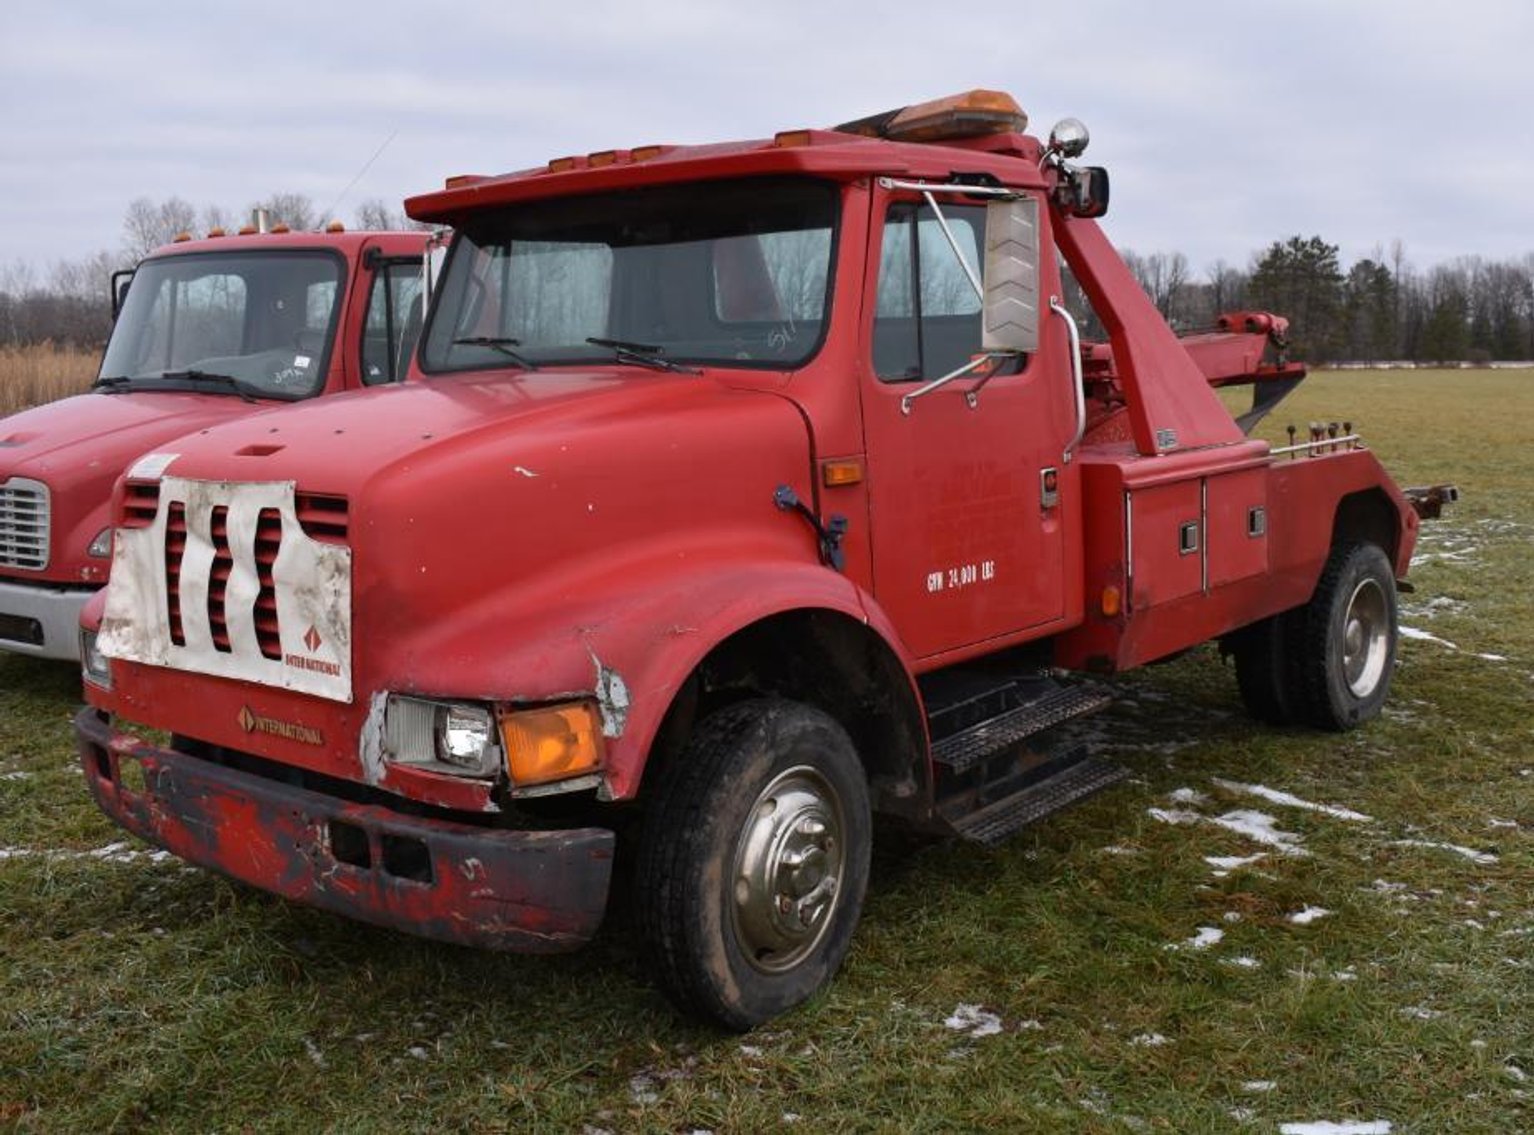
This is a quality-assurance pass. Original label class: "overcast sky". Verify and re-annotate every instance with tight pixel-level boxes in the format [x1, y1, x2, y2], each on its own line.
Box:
[2, 1, 1528, 279]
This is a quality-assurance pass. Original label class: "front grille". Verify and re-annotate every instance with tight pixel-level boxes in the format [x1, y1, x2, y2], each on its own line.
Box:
[0, 478, 49, 570]
[254, 507, 282, 659]
[150, 483, 348, 659]
[122, 480, 160, 527]
[296, 493, 349, 543]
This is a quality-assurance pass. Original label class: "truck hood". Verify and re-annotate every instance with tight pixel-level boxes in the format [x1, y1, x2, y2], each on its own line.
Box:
[136, 369, 774, 496]
[1, 389, 267, 483]
[101, 368, 816, 707]
[1, 389, 269, 582]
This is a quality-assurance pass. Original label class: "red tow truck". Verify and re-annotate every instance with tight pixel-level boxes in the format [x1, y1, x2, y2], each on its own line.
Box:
[77, 92, 1445, 1028]
[0, 226, 429, 660]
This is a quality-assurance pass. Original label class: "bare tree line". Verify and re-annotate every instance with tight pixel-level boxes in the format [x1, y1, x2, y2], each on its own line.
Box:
[1, 194, 424, 348]
[3, 192, 1531, 366]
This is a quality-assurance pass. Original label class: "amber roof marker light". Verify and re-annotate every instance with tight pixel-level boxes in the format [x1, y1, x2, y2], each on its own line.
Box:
[833, 90, 1028, 143]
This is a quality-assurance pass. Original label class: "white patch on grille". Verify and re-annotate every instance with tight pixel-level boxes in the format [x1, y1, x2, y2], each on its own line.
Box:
[99, 476, 353, 702]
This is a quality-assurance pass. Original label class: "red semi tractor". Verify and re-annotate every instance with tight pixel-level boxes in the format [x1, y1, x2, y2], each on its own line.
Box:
[0, 227, 429, 660]
[77, 92, 1444, 1028]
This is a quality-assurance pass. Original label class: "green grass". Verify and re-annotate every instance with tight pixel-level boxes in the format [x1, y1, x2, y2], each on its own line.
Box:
[3, 369, 1531, 1132]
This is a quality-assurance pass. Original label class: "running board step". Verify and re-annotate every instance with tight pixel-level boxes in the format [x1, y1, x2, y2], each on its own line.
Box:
[932, 685, 1113, 775]
[952, 758, 1128, 846]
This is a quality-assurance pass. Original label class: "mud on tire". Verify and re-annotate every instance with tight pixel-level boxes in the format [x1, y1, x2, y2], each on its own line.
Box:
[635, 698, 871, 1031]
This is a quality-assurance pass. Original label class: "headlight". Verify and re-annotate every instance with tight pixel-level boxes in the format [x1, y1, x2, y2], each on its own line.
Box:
[87, 528, 113, 559]
[383, 696, 499, 778]
[438, 704, 495, 769]
[81, 629, 111, 689]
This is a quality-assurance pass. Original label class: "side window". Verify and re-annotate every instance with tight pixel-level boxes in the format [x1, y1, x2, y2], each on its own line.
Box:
[872, 203, 987, 381]
[362, 261, 425, 385]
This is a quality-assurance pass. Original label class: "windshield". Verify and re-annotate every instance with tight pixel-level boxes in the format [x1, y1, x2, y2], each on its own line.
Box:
[99, 250, 345, 399]
[422, 177, 837, 373]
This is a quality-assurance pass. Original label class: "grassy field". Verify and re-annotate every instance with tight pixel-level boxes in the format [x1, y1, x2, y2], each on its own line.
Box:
[0, 344, 99, 416]
[1, 369, 1530, 1132]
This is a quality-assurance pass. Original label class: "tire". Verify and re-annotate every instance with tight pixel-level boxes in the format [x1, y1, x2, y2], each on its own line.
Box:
[1230, 612, 1300, 725]
[1292, 541, 1399, 731]
[635, 699, 872, 1031]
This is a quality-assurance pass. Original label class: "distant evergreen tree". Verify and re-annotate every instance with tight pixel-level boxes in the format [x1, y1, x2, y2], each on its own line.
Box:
[1248, 236, 1345, 361]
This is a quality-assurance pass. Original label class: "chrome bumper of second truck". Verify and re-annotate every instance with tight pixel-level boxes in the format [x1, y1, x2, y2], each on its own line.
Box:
[0, 578, 94, 661]
[75, 709, 616, 952]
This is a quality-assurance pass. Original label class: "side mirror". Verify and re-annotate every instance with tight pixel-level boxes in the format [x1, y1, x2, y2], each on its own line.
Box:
[981, 196, 1040, 354]
[1058, 166, 1110, 219]
[110, 269, 135, 320]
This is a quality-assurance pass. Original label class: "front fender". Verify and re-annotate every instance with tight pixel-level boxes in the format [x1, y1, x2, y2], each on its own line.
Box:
[369, 540, 890, 800]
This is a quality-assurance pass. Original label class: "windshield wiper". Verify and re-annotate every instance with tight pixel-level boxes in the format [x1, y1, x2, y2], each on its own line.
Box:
[585, 337, 701, 374]
[158, 369, 263, 403]
[92, 371, 264, 402]
[453, 336, 539, 370]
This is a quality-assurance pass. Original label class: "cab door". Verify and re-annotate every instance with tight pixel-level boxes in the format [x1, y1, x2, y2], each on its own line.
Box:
[859, 190, 1076, 660]
[357, 245, 428, 386]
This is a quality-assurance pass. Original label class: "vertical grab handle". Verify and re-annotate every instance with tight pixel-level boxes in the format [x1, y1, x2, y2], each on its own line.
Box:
[1049, 296, 1086, 463]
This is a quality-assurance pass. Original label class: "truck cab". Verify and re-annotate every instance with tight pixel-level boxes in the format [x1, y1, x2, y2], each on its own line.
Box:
[0, 228, 429, 660]
[77, 92, 1428, 1029]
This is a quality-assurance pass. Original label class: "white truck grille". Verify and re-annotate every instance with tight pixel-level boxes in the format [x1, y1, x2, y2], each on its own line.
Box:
[0, 478, 49, 570]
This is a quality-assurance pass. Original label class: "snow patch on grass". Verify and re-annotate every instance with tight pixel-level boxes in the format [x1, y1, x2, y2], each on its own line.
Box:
[1167, 926, 1224, 952]
[943, 1004, 1003, 1038]
[1150, 803, 1307, 855]
[1128, 1032, 1170, 1047]
[1288, 906, 1332, 925]
[1392, 839, 1498, 866]
[1209, 810, 1308, 854]
[0, 842, 174, 866]
[1213, 778, 1372, 822]
[1206, 853, 1267, 877]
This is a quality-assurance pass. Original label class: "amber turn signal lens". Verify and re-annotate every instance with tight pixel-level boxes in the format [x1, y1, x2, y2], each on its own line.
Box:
[822, 458, 865, 487]
[1100, 585, 1122, 618]
[499, 702, 604, 786]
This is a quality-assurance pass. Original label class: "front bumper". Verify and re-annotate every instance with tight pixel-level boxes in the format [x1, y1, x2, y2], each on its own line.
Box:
[76, 709, 615, 952]
[0, 578, 95, 661]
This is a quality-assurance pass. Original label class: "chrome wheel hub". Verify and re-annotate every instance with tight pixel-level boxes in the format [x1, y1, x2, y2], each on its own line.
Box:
[1342, 577, 1390, 697]
[731, 765, 845, 973]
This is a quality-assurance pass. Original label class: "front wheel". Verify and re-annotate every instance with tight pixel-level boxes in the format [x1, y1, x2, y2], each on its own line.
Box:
[1294, 541, 1399, 730]
[635, 699, 871, 1030]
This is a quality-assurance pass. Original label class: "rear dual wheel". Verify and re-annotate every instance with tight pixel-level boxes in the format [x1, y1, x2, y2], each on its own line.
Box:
[1232, 541, 1398, 731]
[636, 699, 871, 1031]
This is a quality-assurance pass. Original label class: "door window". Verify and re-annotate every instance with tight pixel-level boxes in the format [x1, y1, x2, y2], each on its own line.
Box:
[361, 260, 426, 384]
[872, 203, 993, 381]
